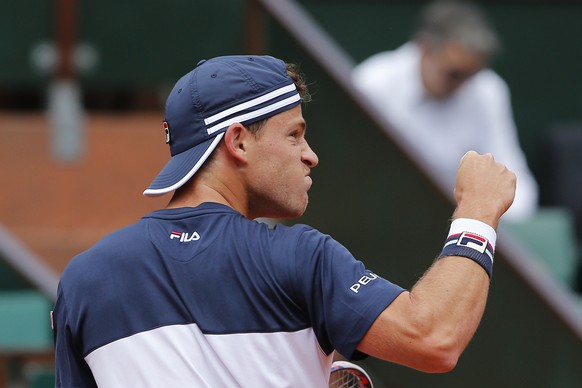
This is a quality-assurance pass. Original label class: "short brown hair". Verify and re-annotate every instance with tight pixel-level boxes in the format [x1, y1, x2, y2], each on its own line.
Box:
[247, 63, 310, 135]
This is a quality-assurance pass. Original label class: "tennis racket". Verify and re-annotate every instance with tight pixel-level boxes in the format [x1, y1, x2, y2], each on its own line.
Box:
[329, 361, 374, 388]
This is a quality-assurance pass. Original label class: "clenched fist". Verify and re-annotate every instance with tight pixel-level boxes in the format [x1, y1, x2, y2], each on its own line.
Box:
[453, 151, 516, 229]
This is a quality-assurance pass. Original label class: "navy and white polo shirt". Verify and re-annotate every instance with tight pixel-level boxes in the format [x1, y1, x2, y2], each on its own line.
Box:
[53, 203, 404, 387]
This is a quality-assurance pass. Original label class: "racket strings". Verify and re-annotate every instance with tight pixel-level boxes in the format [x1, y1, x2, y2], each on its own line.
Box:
[329, 370, 362, 388]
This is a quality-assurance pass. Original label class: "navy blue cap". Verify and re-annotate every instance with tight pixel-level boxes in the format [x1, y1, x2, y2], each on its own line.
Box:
[143, 55, 301, 196]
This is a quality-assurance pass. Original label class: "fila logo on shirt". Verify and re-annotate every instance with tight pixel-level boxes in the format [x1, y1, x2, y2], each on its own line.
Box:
[169, 231, 200, 242]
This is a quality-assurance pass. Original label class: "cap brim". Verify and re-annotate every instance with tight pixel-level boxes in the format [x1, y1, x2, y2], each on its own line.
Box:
[143, 133, 224, 197]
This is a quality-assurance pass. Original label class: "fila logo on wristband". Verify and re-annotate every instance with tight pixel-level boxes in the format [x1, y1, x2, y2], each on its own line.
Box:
[444, 232, 494, 263]
[457, 232, 488, 253]
[440, 218, 497, 278]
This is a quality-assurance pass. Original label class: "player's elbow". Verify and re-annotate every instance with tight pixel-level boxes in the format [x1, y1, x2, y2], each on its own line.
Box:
[414, 338, 461, 373]
[418, 344, 460, 373]
[406, 322, 463, 373]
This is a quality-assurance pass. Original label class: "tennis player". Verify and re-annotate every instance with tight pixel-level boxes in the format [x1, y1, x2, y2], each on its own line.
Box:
[53, 55, 515, 387]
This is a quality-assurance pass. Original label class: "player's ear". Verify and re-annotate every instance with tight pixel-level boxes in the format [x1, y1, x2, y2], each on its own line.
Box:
[223, 122, 248, 163]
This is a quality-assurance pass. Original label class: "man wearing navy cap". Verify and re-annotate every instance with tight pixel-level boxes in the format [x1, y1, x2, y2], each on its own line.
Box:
[53, 55, 516, 387]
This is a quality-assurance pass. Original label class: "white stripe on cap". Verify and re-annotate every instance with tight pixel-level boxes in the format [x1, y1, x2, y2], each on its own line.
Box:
[206, 94, 300, 135]
[204, 83, 297, 126]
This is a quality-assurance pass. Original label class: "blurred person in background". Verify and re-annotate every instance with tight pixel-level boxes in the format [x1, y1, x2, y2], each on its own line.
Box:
[352, 0, 538, 222]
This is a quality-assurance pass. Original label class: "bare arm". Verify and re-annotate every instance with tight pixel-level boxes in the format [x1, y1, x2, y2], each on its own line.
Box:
[358, 151, 516, 372]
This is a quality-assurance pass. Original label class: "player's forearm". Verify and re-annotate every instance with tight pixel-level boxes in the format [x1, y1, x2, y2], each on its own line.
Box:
[361, 215, 496, 371]
[360, 152, 515, 372]
[358, 255, 490, 373]
[407, 255, 490, 368]
[398, 212, 496, 367]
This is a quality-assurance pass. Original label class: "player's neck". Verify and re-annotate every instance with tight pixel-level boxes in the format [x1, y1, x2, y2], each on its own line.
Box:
[166, 174, 249, 217]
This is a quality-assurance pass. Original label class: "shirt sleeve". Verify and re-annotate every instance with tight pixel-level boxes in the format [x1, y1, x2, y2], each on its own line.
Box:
[291, 227, 405, 359]
[53, 283, 98, 388]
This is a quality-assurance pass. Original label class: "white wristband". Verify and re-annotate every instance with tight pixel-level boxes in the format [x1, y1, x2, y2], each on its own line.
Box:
[449, 218, 497, 250]
[438, 218, 497, 278]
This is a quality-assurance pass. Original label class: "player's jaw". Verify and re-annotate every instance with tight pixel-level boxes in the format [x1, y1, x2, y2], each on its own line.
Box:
[248, 166, 314, 220]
